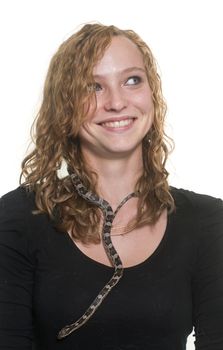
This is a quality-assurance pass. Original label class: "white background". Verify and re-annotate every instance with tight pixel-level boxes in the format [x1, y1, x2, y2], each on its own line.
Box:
[0, 1, 223, 348]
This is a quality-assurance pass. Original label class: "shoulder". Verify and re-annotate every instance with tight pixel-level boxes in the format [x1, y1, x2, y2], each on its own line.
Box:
[0, 186, 54, 259]
[0, 187, 37, 241]
[170, 187, 223, 244]
[170, 186, 223, 217]
[1, 185, 35, 207]
[0, 186, 49, 239]
[0, 186, 36, 221]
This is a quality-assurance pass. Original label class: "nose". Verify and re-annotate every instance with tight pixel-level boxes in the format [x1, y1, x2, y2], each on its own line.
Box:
[104, 87, 127, 112]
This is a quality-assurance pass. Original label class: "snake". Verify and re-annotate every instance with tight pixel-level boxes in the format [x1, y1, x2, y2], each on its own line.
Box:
[57, 172, 138, 339]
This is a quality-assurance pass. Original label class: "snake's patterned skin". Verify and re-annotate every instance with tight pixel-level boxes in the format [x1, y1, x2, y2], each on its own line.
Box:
[57, 172, 138, 339]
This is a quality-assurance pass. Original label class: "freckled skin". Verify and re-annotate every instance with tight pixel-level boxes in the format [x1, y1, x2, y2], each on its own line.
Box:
[79, 36, 154, 160]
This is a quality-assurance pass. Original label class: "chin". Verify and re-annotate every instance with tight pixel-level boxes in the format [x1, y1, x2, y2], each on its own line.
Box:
[101, 144, 142, 158]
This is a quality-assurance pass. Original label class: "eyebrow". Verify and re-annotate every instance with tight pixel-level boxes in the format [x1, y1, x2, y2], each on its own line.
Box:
[93, 66, 146, 79]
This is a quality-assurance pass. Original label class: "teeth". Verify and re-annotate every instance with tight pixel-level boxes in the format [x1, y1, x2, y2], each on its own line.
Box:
[102, 119, 133, 128]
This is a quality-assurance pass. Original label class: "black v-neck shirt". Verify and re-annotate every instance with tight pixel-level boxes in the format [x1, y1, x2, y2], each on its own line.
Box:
[0, 186, 223, 349]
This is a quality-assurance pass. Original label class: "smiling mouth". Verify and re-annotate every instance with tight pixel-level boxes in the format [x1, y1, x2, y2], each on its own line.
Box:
[99, 118, 136, 129]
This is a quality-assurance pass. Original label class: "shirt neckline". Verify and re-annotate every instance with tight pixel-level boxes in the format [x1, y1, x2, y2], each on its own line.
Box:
[65, 209, 173, 273]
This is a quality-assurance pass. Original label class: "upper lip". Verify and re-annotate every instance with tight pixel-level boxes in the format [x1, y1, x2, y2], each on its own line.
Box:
[97, 116, 136, 124]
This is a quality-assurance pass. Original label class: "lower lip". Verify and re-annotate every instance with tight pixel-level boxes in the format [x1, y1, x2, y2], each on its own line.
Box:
[99, 119, 135, 133]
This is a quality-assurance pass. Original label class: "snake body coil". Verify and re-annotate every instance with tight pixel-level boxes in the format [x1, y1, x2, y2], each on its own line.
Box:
[57, 173, 137, 339]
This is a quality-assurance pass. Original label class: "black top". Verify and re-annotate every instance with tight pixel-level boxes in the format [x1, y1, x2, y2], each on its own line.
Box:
[0, 186, 223, 350]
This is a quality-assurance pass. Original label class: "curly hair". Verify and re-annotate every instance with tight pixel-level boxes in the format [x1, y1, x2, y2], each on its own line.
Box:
[20, 23, 175, 244]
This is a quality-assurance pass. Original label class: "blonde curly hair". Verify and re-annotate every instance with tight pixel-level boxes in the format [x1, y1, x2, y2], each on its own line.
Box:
[20, 23, 175, 244]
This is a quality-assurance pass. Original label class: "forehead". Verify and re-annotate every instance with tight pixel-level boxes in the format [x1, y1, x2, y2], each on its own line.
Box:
[93, 36, 145, 76]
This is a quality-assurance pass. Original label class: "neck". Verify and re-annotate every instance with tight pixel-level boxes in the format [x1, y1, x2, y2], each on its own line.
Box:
[98, 171, 139, 210]
[81, 151, 143, 209]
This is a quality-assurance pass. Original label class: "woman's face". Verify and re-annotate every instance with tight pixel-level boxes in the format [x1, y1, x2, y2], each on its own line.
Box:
[79, 35, 154, 160]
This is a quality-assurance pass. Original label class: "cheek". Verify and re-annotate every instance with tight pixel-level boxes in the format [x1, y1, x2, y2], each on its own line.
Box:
[83, 95, 98, 121]
[133, 89, 154, 113]
[78, 124, 90, 142]
[79, 120, 98, 141]
[138, 97, 154, 118]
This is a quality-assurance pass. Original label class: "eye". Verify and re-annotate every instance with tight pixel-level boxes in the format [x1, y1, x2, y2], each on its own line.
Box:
[87, 82, 102, 93]
[94, 82, 102, 91]
[125, 76, 142, 86]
